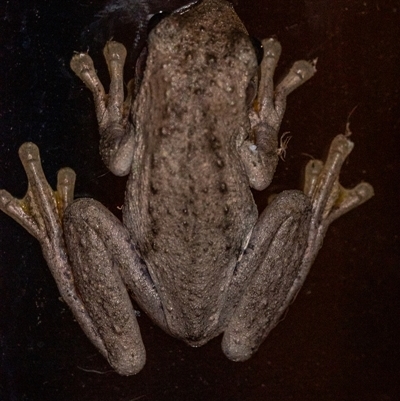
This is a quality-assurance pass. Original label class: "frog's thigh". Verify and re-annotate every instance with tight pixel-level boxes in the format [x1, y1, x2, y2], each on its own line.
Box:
[222, 190, 311, 361]
[63, 198, 146, 375]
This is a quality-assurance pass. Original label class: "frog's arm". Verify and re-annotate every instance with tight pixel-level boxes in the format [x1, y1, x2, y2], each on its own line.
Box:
[240, 38, 316, 190]
[70, 42, 135, 176]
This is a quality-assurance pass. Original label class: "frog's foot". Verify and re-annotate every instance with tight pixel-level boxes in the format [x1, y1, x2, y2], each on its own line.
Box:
[70, 42, 134, 176]
[303, 133, 374, 260]
[252, 38, 317, 134]
[285, 133, 374, 311]
[0, 142, 75, 244]
[0, 143, 110, 360]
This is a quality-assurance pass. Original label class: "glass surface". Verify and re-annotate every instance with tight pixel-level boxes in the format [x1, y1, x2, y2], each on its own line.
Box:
[1, 0, 399, 400]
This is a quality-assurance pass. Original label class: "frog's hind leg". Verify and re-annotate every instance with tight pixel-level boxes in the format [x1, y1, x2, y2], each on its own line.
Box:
[221, 190, 312, 361]
[63, 198, 168, 375]
[0, 143, 107, 354]
[222, 134, 373, 361]
[301, 134, 374, 268]
[0, 143, 163, 375]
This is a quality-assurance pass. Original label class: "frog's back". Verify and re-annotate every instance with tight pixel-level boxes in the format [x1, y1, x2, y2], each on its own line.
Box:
[124, 0, 259, 342]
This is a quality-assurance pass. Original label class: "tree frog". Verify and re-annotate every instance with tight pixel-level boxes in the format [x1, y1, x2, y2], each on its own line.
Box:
[0, 0, 374, 375]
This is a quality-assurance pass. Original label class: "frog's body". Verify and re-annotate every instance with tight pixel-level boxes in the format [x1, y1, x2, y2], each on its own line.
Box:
[127, 2, 258, 342]
[0, 0, 373, 375]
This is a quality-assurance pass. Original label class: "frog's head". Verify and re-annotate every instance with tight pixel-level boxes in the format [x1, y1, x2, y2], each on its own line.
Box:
[146, 0, 260, 115]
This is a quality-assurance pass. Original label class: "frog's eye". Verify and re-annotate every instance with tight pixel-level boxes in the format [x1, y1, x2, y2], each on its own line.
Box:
[246, 76, 258, 109]
[135, 45, 148, 86]
[147, 11, 170, 33]
[250, 37, 264, 65]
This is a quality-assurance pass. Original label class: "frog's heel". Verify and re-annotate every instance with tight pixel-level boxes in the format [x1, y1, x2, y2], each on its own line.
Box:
[63, 198, 169, 375]
[0, 143, 109, 361]
[70, 41, 135, 176]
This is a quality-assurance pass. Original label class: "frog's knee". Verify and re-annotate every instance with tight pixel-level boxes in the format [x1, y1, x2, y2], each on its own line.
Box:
[107, 341, 146, 376]
[221, 331, 257, 362]
[64, 197, 116, 226]
[64, 197, 98, 217]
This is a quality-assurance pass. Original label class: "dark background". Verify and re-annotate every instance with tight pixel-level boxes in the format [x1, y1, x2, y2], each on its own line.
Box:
[0, 0, 399, 400]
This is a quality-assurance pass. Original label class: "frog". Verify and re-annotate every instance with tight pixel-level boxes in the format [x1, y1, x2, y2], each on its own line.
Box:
[0, 0, 374, 375]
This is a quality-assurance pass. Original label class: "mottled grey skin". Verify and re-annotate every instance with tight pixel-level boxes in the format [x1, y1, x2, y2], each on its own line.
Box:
[0, 0, 373, 375]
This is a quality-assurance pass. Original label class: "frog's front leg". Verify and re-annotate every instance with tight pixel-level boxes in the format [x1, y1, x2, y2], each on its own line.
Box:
[221, 134, 374, 361]
[0, 144, 166, 375]
[240, 38, 317, 190]
[70, 41, 134, 176]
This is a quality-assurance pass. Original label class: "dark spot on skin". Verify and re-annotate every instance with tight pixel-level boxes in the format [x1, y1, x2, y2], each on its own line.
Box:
[63, 271, 72, 280]
[206, 53, 216, 64]
[194, 87, 205, 95]
[209, 134, 221, 150]
[222, 220, 232, 231]
[150, 182, 158, 194]
[245, 243, 255, 253]
[184, 50, 193, 60]
[219, 182, 228, 193]
[224, 205, 229, 214]
[159, 127, 168, 136]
